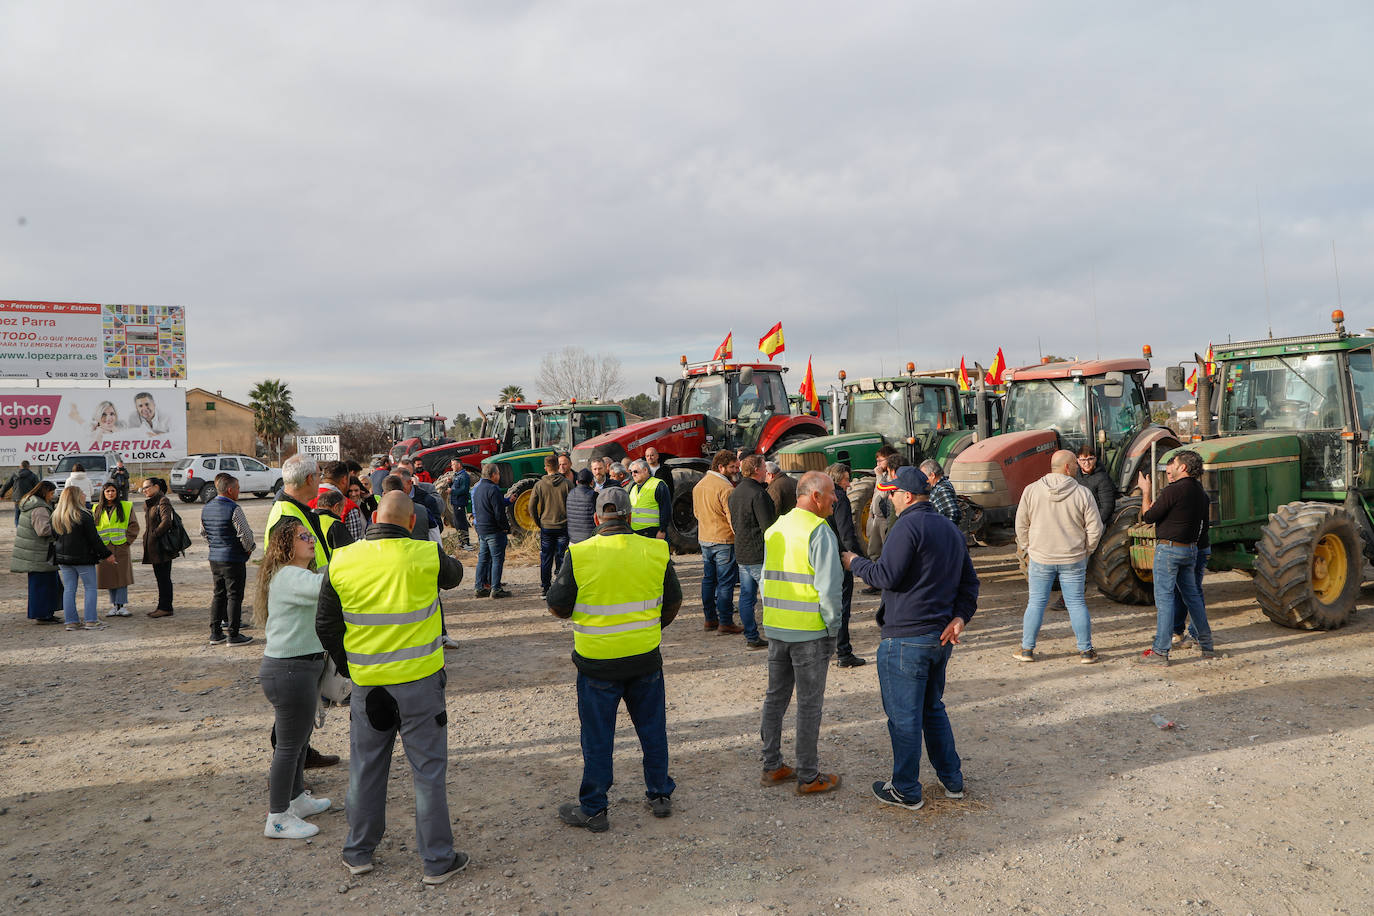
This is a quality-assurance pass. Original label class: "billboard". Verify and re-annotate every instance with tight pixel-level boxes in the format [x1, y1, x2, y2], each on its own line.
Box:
[0, 300, 187, 381]
[0, 388, 187, 464]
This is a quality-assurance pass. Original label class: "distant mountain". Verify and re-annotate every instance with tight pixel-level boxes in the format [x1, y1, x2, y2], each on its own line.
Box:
[294, 416, 333, 434]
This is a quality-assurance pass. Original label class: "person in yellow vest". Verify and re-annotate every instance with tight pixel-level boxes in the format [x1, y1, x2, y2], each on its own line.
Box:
[315, 491, 468, 884]
[627, 458, 670, 539]
[547, 486, 682, 832]
[94, 482, 139, 617]
[759, 470, 845, 795]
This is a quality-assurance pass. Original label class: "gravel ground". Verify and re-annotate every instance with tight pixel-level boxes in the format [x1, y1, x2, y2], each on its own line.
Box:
[1, 499, 1373, 915]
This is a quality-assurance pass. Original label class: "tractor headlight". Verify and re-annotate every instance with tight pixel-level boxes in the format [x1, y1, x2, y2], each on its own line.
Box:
[955, 480, 995, 493]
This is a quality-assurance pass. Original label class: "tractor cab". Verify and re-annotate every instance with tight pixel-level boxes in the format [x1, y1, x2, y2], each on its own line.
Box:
[789, 392, 834, 428]
[484, 403, 536, 453]
[389, 414, 449, 461]
[665, 363, 790, 453]
[840, 373, 963, 466]
[535, 402, 626, 451]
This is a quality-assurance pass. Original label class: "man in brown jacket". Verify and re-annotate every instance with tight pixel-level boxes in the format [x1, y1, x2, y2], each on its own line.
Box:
[693, 450, 741, 633]
[530, 455, 571, 597]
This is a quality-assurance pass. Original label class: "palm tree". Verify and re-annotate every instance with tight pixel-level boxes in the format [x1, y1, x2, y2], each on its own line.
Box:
[499, 384, 525, 403]
[249, 378, 297, 462]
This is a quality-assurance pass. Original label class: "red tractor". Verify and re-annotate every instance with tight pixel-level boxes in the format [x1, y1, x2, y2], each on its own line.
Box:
[389, 415, 451, 463]
[570, 357, 827, 551]
[412, 401, 539, 478]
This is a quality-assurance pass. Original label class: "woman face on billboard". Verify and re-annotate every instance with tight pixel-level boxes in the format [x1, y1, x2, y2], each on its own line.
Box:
[95, 401, 119, 434]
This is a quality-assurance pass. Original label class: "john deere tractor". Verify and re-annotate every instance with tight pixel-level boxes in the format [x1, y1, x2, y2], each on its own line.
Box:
[1128, 311, 1374, 629]
[776, 364, 997, 551]
[496, 401, 626, 534]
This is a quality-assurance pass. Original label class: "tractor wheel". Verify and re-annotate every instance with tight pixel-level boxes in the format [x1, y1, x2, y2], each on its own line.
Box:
[666, 468, 704, 554]
[1089, 496, 1154, 605]
[955, 496, 985, 545]
[846, 476, 876, 556]
[505, 478, 539, 536]
[1254, 502, 1361, 630]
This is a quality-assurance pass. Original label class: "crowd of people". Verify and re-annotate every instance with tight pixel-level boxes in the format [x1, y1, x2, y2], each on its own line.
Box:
[4, 436, 1216, 881]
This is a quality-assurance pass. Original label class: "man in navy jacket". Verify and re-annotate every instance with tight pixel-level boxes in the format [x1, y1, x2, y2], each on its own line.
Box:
[472, 463, 511, 598]
[843, 466, 978, 813]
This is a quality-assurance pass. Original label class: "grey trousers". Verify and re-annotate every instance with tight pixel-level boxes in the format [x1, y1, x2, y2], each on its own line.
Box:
[260, 654, 324, 813]
[343, 669, 457, 876]
[760, 636, 834, 783]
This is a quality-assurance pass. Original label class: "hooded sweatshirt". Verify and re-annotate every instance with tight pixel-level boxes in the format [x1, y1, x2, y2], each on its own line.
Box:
[1015, 472, 1103, 565]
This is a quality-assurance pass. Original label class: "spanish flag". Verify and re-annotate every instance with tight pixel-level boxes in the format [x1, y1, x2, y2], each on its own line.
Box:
[984, 347, 1006, 387]
[1185, 367, 1198, 396]
[958, 357, 971, 391]
[712, 332, 733, 361]
[1205, 344, 1215, 378]
[758, 322, 785, 361]
[798, 356, 819, 415]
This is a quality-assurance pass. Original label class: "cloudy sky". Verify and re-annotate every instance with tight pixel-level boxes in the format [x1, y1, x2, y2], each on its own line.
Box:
[4, 2, 1371, 418]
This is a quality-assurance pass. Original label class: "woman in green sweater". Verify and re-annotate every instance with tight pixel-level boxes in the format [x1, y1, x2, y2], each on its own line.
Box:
[254, 518, 332, 840]
[11, 481, 61, 623]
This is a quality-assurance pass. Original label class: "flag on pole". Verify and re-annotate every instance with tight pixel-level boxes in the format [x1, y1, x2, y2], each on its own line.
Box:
[1185, 367, 1198, 396]
[712, 332, 733, 361]
[798, 356, 819, 415]
[958, 357, 971, 391]
[984, 347, 1006, 386]
[1205, 343, 1215, 377]
[758, 322, 785, 360]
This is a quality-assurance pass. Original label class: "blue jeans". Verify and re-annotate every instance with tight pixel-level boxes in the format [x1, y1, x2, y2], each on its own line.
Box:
[1172, 547, 1210, 639]
[738, 563, 763, 642]
[59, 564, 99, 625]
[877, 635, 962, 801]
[699, 542, 737, 625]
[1021, 558, 1093, 652]
[539, 527, 569, 590]
[1152, 543, 1211, 654]
[575, 669, 675, 816]
[476, 532, 507, 590]
[107, 586, 128, 607]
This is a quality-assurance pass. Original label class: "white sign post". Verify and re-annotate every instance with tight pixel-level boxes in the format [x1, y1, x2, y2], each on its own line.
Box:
[297, 435, 341, 462]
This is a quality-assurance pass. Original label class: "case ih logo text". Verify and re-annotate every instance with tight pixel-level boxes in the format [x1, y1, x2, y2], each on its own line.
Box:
[0, 396, 59, 434]
[670, 420, 700, 433]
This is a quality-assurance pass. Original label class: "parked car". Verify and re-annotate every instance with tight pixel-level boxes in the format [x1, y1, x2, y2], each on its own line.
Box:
[170, 454, 283, 503]
[50, 452, 121, 500]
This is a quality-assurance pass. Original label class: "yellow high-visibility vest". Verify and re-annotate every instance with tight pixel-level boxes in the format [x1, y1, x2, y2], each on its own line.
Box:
[761, 508, 828, 636]
[329, 538, 443, 687]
[265, 498, 329, 566]
[629, 477, 665, 532]
[566, 533, 669, 659]
[95, 501, 134, 546]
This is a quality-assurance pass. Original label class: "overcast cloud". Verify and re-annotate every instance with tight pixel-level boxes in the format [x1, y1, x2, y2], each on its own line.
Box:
[3, 1, 1372, 417]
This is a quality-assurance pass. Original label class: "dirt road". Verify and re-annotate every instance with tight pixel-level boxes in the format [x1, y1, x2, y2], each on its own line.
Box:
[1, 499, 1372, 914]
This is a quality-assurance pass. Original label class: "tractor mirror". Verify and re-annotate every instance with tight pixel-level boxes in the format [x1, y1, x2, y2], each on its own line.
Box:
[1145, 384, 1168, 402]
[738, 366, 754, 387]
[1099, 383, 1124, 398]
[911, 385, 925, 404]
[1165, 366, 1186, 391]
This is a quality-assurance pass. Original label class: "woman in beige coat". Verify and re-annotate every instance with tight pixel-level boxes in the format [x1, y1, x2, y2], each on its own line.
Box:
[94, 482, 139, 616]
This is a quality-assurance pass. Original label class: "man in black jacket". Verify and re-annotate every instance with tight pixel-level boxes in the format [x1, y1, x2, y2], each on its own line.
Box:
[727, 455, 775, 649]
[826, 463, 866, 668]
[566, 469, 598, 544]
[1136, 450, 1213, 665]
[644, 447, 675, 503]
[1076, 447, 1116, 522]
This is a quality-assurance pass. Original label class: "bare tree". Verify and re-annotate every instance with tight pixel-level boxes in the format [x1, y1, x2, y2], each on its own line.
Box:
[536, 347, 624, 402]
[319, 412, 395, 462]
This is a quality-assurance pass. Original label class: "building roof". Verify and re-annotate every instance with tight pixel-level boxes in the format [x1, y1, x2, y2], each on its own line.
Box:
[186, 387, 254, 412]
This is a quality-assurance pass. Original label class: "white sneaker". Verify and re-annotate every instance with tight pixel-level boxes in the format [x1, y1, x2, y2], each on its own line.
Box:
[115, 606, 131, 617]
[288, 791, 331, 819]
[440, 635, 460, 649]
[264, 811, 319, 839]
[106, 608, 119, 617]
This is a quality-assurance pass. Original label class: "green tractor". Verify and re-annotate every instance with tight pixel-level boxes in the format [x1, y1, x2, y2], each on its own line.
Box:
[1126, 311, 1373, 629]
[775, 364, 997, 551]
[788, 392, 835, 429]
[490, 401, 627, 535]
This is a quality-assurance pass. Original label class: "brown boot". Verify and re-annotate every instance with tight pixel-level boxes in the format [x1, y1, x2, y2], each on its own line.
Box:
[760, 765, 795, 787]
[796, 773, 842, 795]
[147, 609, 173, 618]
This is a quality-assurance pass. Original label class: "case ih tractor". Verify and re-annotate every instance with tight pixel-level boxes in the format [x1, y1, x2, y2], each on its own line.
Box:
[774, 365, 998, 551]
[489, 401, 626, 534]
[1127, 311, 1374, 629]
[948, 352, 1181, 603]
[412, 401, 538, 478]
[570, 357, 828, 551]
[389, 415, 451, 462]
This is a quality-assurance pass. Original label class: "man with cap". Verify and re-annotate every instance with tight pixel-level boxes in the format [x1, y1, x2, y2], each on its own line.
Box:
[759, 470, 845, 796]
[547, 485, 682, 831]
[843, 466, 979, 812]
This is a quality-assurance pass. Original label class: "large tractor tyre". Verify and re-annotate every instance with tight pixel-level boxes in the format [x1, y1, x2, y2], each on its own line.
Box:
[666, 468, 704, 554]
[1089, 496, 1154, 605]
[847, 476, 876, 556]
[505, 478, 539, 537]
[1254, 502, 1361, 630]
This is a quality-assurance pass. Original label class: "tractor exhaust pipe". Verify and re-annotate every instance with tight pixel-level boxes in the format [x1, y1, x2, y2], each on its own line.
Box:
[1194, 355, 1213, 439]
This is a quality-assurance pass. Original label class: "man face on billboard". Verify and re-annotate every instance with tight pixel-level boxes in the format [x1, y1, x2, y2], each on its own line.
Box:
[135, 394, 156, 422]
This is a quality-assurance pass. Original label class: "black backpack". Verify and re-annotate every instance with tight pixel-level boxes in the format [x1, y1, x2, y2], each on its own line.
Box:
[158, 504, 193, 558]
